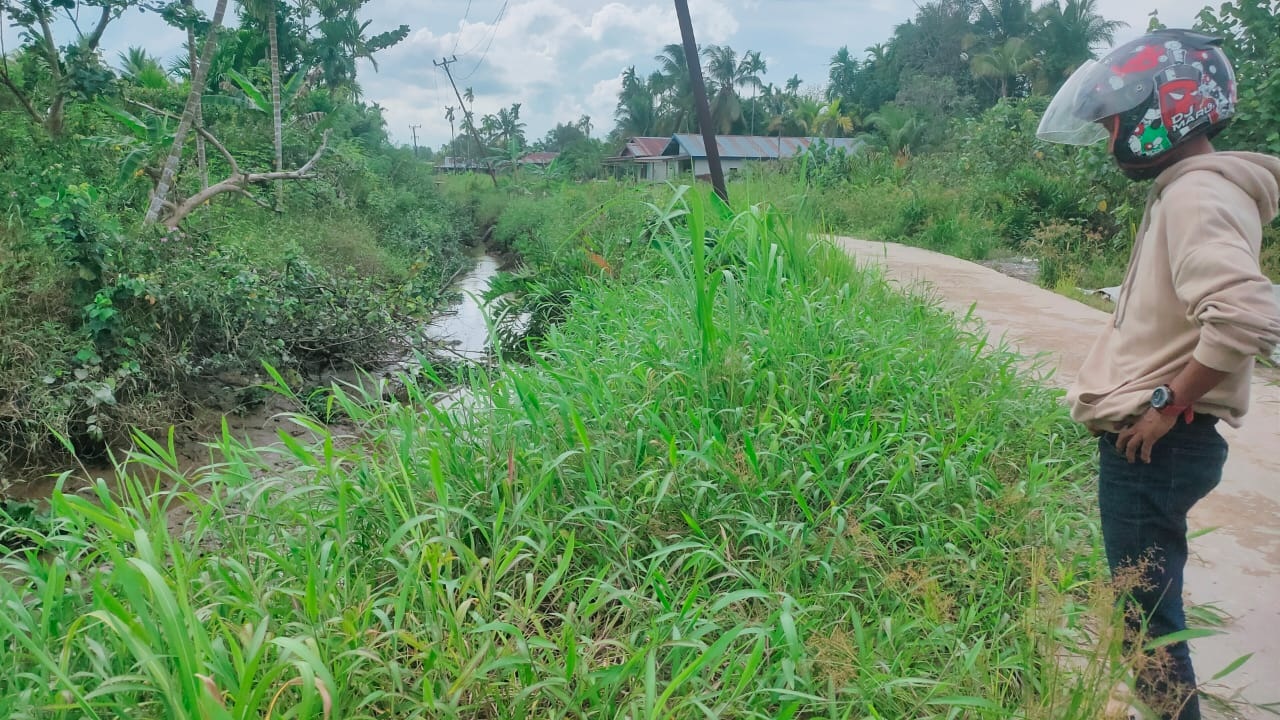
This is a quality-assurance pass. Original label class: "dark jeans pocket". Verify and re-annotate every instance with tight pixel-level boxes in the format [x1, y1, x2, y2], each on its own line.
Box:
[1166, 434, 1227, 515]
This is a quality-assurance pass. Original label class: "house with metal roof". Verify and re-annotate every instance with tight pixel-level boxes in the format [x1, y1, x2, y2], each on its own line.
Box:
[661, 134, 865, 179]
[435, 156, 489, 174]
[603, 137, 675, 182]
[608, 134, 865, 181]
[519, 151, 560, 167]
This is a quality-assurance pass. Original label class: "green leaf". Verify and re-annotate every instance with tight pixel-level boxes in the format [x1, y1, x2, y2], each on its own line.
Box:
[1142, 627, 1221, 651]
[35, 196, 55, 208]
[225, 69, 270, 113]
[98, 102, 148, 138]
[118, 148, 153, 187]
[927, 696, 1003, 710]
[284, 67, 310, 105]
[200, 94, 254, 111]
[1212, 652, 1254, 680]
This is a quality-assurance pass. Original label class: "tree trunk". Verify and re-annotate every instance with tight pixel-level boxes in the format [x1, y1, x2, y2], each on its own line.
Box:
[269, 5, 284, 212]
[144, 0, 229, 226]
[37, 11, 66, 136]
[185, 0, 208, 190]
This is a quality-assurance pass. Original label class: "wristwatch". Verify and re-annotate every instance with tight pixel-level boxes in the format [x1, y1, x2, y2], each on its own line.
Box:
[1151, 385, 1193, 421]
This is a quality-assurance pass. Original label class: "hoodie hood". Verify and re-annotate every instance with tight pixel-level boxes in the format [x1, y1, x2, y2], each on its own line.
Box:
[1155, 151, 1280, 224]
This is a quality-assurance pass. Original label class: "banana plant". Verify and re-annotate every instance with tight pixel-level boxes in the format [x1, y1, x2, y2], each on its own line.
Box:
[88, 103, 176, 188]
[203, 68, 311, 122]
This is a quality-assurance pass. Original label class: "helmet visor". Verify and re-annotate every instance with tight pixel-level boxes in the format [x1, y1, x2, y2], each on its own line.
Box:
[1037, 60, 1113, 145]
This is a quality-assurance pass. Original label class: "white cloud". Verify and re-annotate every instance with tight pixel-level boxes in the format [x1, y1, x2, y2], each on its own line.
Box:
[361, 0, 737, 148]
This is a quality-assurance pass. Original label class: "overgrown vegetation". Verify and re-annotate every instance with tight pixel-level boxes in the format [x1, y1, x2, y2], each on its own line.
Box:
[608, 0, 1279, 290]
[0, 1, 473, 470]
[0, 185, 1139, 717]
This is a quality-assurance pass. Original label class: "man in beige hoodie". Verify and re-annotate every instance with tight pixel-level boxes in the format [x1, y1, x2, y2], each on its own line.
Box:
[1039, 29, 1280, 720]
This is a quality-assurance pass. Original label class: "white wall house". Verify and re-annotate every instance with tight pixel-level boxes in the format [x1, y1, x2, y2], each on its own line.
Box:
[607, 134, 865, 181]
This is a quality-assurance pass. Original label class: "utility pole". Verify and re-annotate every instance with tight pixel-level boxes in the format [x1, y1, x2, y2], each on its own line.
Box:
[673, 0, 727, 205]
[409, 124, 421, 157]
[434, 55, 497, 186]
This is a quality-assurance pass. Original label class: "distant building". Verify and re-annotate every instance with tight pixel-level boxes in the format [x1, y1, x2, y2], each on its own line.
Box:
[604, 136, 677, 182]
[519, 151, 560, 167]
[436, 157, 489, 174]
[661, 134, 865, 178]
[606, 134, 865, 181]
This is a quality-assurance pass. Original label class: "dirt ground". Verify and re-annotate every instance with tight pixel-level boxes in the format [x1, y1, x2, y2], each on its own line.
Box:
[837, 236, 1280, 718]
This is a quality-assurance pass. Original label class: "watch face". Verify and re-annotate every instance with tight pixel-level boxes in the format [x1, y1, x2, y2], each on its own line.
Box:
[1152, 386, 1171, 409]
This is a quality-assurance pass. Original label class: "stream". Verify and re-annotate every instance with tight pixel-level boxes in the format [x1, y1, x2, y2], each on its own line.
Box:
[5, 251, 505, 502]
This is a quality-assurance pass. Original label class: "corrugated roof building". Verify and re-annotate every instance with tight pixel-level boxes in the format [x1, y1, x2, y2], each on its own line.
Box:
[604, 137, 677, 182]
[663, 134, 865, 161]
[519, 151, 560, 166]
[607, 134, 865, 182]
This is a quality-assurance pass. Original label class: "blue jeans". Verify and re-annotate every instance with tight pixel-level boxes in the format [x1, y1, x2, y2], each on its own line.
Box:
[1099, 415, 1228, 720]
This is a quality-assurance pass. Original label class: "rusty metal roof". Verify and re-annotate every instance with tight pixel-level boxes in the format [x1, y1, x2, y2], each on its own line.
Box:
[617, 136, 670, 159]
[663, 134, 864, 159]
[519, 152, 559, 165]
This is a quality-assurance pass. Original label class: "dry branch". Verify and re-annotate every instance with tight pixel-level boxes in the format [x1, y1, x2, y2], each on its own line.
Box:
[161, 130, 331, 230]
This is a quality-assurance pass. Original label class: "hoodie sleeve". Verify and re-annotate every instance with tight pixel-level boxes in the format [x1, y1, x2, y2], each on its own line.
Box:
[1164, 173, 1280, 373]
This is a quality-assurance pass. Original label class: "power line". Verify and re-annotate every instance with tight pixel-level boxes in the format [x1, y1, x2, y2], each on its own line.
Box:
[451, 0, 474, 55]
[457, 0, 509, 81]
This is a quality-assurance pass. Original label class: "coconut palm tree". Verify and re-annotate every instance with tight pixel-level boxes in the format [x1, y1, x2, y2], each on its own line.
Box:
[785, 74, 803, 96]
[827, 46, 858, 103]
[789, 97, 822, 136]
[305, 0, 408, 94]
[974, 0, 1037, 43]
[495, 103, 526, 149]
[445, 105, 456, 144]
[479, 113, 498, 145]
[242, 0, 285, 210]
[1036, 0, 1126, 85]
[182, 0, 208, 189]
[815, 98, 855, 137]
[702, 44, 765, 133]
[865, 105, 926, 156]
[652, 43, 694, 132]
[970, 37, 1038, 98]
[742, 50, 767, 134]
[615, 67, 660, 137]
[118, 47, 171, 89]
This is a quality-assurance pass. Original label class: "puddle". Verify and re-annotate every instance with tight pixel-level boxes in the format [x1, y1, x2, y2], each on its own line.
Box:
[978, 257, 1040, 284]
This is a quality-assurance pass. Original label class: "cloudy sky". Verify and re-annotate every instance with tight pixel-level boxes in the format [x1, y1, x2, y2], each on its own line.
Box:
[9, 0, 1209, 148]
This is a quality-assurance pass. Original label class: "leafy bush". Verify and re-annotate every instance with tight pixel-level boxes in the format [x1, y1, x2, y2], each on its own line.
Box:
[0, 94, 478, 470]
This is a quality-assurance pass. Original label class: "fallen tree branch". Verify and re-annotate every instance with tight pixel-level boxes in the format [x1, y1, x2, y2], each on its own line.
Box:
[236, 188, 273, 211]
[127, 100, 240, 175]
[0, 69, 43, 127]
[161, 130, 330, 230]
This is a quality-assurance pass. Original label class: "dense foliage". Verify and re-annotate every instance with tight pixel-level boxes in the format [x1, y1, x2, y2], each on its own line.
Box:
[0, 2, 473, 471]
[0, 184, 1131, 718]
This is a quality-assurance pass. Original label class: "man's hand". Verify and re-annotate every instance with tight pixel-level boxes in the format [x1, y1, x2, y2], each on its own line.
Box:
[1115, 409, 1179, 464]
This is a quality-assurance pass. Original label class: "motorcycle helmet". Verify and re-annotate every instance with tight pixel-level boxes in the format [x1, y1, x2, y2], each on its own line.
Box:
[1037, 29, 1236, 179]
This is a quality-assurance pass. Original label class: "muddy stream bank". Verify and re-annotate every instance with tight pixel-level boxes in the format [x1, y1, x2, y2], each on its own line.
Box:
[4, 250, 506, 504]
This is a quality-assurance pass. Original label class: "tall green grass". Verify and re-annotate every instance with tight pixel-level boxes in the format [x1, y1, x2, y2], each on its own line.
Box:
[0, 186, 1126, 718]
